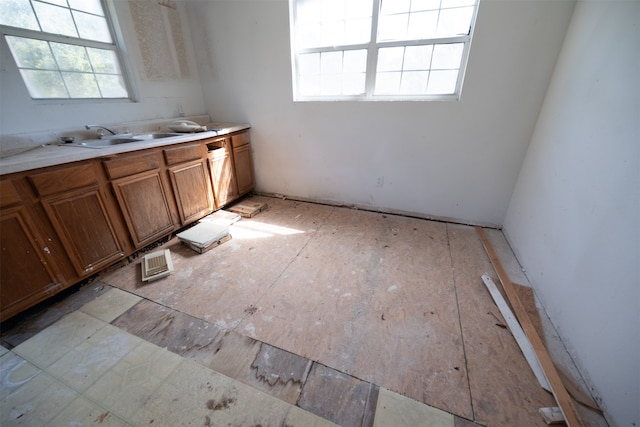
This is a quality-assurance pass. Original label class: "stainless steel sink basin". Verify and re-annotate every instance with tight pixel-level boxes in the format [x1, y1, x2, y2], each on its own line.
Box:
[133, 132, 182, 140]
[62, 132, 182, 148]
[67, 138, 142, 148]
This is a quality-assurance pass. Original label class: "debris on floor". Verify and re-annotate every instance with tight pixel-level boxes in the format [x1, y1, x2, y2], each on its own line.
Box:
[176, 222, 232, 254]
[141, 249, 174, 281]
[200, 209, 242, 226]
[228, 201, 267, 218]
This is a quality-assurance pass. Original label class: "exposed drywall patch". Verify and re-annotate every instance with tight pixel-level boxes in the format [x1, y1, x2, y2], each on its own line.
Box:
[128, 0, 190, 80]
[167, 3, 190, 78]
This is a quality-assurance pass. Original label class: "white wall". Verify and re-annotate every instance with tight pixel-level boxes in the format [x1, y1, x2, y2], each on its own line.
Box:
[0, 1, 206, 136]
[503, 1, 640, 425]
[187, 0, 575, 226]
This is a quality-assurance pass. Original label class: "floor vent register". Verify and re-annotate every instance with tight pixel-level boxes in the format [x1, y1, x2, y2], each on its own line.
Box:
[141, 249, 174, 281]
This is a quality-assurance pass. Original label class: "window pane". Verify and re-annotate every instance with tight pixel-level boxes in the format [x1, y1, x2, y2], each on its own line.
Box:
[411, 0, 441, 12]
[321, 0, 345, 22]
[378, 13, 408, 41]
[42, 0, 68, 6]
[300, 74, 321, 95]
[343, 49, 366, 73]
[299, 53, 320, 75]
[0, 0, 39, 30]
[297, 22, 322, 48]
[87, 48, 120, 74]
[377, 47, 404, 72]
[343, 72, 365, 94]
[320, 73, 341, 95]
[407, 10, 438, 40]
[95, 74, 128, 98]
[404, 45, 433, 70]
[51, 43, 91, 72]
[441, 0, 476, 8]
[437, 7, 474, 37]
[74, 11, 112, 43]
[320, 51, 342, 74]
[20, 69, 68, 98]
[345, 0, 372, 19]
[400, 71, 428, 94]
[63, 72, 100, 97]
[6, 36, 56, 69]
[344, 17, 371, 45]
[431, 43, 464, 69]
[33, 2, 77, 37]
[68, 0, 105, 16]
[380, 0, 410, 15]
[375, 72, 401, 94]
[427, 69, 458, 94]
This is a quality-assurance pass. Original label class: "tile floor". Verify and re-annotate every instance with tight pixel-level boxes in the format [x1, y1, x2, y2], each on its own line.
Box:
[0, 196, 608, 426]
[1, 288, 461, 426]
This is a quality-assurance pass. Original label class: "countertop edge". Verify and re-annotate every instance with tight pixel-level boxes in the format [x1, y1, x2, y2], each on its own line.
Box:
[0, 123, 250, 176]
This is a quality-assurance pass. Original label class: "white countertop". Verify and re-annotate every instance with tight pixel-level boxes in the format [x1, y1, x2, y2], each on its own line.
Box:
[0, 122, 250, 176]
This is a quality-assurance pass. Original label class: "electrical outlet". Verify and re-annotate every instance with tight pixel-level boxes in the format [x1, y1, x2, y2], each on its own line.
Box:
[376, 176, 384, 187]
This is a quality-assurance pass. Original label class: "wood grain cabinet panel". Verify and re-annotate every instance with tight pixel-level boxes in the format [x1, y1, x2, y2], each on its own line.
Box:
[168, 159, 214, 225]
[0, 204, 60, 321]
[112, 170, 175, 248]
[41, 188, 124, 276]
[207, 140, 238, 208]
[233, 143, 255, 196]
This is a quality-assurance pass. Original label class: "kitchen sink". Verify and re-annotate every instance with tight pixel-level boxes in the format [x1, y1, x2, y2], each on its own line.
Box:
[133, 132, 182, 140]
[62, 132, 182, 148]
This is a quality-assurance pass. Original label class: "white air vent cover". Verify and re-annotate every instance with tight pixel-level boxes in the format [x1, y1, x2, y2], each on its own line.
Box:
[141, 249, 174, 281]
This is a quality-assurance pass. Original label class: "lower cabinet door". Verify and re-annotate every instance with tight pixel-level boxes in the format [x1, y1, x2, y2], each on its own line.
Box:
[0, 206, 60, 321]
[41, 187, 125, 276]
[168, 159, 214, 225]
[209, 148, 238, 208]
[112, 170, 175, 248]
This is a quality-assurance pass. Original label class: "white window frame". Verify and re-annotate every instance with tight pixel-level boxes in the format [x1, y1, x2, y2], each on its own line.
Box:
[289, 0, 479, 102]
[0, 0, 137, 102]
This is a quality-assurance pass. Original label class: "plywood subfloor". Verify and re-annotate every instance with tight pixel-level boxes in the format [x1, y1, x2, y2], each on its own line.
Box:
[99, 195, 602, 426]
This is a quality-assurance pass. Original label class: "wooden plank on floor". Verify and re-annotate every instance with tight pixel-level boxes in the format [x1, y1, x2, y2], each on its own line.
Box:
[539, 407, 565, 424]
[476, 227, 584, 427]
[481, 274, 551, 392]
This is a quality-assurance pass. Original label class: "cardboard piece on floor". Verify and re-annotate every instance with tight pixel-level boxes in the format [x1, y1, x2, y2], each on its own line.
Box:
[228, 201, 267, 218]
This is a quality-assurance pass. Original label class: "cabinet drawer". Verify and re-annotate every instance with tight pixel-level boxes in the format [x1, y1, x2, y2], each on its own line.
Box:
[29, 163, 98, 197]
[231, 131, 250, 148]
[103, 151, 161, 179]
[163, 143, 204, 165]
[0, 180, 22, 208]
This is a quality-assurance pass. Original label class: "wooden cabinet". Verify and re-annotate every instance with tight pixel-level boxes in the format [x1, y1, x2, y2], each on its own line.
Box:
[29, 163, 125, 277]
[0, 127, 252, 320]
[165, 144, 214, 225]
[207, 138, 238, 208]
[104, 152, 176, 248]
[0, 180, 61, 321]
[231, 132, 255, 195]
[205, 130, 254, 209]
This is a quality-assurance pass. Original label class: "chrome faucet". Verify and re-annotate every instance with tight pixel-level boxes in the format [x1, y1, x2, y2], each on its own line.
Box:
[85, 125, 117, 137]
